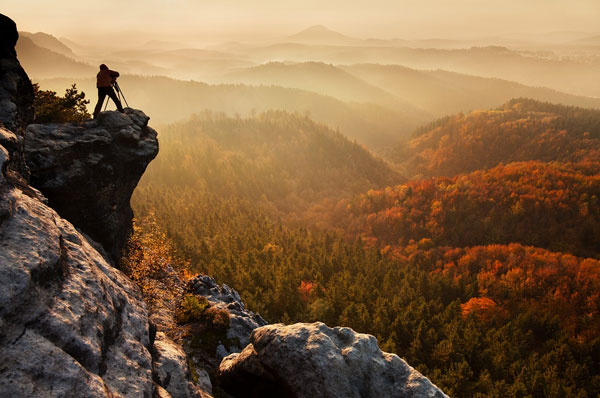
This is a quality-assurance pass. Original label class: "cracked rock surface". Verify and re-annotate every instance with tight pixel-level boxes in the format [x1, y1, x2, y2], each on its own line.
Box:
[218, 322, 449, 398]
[24, 109, 159, 263]
[189, 275, 267, 356]
[0, 142, 154, 397]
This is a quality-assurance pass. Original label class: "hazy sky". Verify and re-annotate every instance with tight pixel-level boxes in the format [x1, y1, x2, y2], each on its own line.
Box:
[3, 0, 600, 43]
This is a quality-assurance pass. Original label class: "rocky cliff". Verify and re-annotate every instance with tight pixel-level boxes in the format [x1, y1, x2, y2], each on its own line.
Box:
[24, 109, 158, 263]
[0, 13, 447, 398]
[0, 14, 194, 398]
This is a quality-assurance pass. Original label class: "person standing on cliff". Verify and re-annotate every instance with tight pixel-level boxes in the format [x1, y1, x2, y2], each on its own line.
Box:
[93, 64, 124, 118]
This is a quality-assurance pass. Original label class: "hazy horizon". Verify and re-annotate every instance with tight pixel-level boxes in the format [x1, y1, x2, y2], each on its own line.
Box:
[4, 0, 600, 45]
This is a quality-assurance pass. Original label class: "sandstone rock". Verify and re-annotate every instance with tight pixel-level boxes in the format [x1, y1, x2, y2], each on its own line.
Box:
[218, 322, 448, 398]
[24, 108, 159, 263]
[154, 332, 210, 398]
[0, 143, 154, 397]
[189, 275, 267, 354]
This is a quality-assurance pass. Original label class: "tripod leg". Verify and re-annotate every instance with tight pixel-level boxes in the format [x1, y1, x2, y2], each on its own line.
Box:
[103, 96, 109, 111]
[115, 83, 130, 108]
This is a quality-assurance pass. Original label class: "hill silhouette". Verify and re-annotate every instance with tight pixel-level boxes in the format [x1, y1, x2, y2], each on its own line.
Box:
[222, 61, 423, 110]
[244, 43, 600, 97]
[20, 31, 75, 57]
[287, 25, 360, 45]
[16, 36, 93, 78]
[343, 64, 600, 116]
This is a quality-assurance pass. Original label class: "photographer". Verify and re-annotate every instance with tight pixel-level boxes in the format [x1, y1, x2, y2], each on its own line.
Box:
[93, 64, 124, 118]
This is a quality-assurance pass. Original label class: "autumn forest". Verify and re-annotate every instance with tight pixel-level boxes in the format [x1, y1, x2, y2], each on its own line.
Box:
[132, 100, 600, 397]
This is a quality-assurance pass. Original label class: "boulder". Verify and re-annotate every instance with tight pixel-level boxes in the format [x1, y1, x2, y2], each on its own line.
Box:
[0, 142, 154, 397]
[24, 108, 159, 263]
[218, 322, 448, 398]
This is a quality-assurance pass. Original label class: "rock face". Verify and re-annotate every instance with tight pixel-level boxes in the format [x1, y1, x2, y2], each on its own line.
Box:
[0, 141, 154, 397]
[218, 322, 448, 398]
[189, 275, 267, 354]
[24, 109, 159, 263]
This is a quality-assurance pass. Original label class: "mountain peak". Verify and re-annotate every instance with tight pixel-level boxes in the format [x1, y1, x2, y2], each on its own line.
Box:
[301, 25, 338, 34]
[288, 25, 356, 44]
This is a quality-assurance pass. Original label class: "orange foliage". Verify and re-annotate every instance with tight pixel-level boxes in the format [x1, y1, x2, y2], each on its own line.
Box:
[339, 161, 600, 259]
[298, 280, 317, 302]
[408, 243, 600, 339]
[460, 297, 504, 322]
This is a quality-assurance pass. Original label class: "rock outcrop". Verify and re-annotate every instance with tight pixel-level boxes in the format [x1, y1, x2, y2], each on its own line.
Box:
[0, 140, 154, 397]
[189, 275, 267, 355]
[218, 322, 448, 398]
[24, 109, 159, 263]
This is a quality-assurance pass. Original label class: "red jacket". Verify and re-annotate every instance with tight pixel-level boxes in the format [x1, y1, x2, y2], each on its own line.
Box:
[96, 69, 119, 88]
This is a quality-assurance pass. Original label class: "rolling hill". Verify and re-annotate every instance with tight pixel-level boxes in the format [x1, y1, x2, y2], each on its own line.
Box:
[334, 161, 600, 258]
[19, 31, 75, 57]
[222, 61, 421, 109]
[241, 43, 600, 97]
[136, 110, 402, 220]
[403, 98, 600, 177]
[15, 36, 94, 78]
[342, 64, 600, 116]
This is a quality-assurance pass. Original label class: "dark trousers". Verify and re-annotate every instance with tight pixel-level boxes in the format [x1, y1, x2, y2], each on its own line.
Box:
[93, 86, 124, 118]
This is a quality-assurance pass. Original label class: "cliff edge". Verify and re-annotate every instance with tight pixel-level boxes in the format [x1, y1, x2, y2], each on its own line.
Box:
[24, 109, 158, 263]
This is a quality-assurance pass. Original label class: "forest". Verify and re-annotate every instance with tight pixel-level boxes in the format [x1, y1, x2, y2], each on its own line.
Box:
[132, 99, 600, 397]
[404, 98, 600, 177]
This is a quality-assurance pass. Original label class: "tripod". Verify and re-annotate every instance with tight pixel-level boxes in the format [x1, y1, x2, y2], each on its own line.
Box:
[103, 80, 130, 111]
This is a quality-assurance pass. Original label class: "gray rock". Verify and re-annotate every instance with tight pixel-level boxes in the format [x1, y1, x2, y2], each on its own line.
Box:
[0, 143, 154, 397]
[189, 275, 267, 353]
[218, 322, 448, 398]
[154, 332, 208, 398]
[24, 108, 159, 263]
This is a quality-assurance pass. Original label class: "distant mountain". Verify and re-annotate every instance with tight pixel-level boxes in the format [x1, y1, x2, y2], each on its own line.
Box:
[244, 43, 600, 97]
[222, 61, 425, 111]
[342, 63, 600, 116]
[16, 36, 94, 78]
[221, 61, 600, 122]
[287, 25, 359, 45]
[568, 34, 600, 46]
[20, 31, 75, 57]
